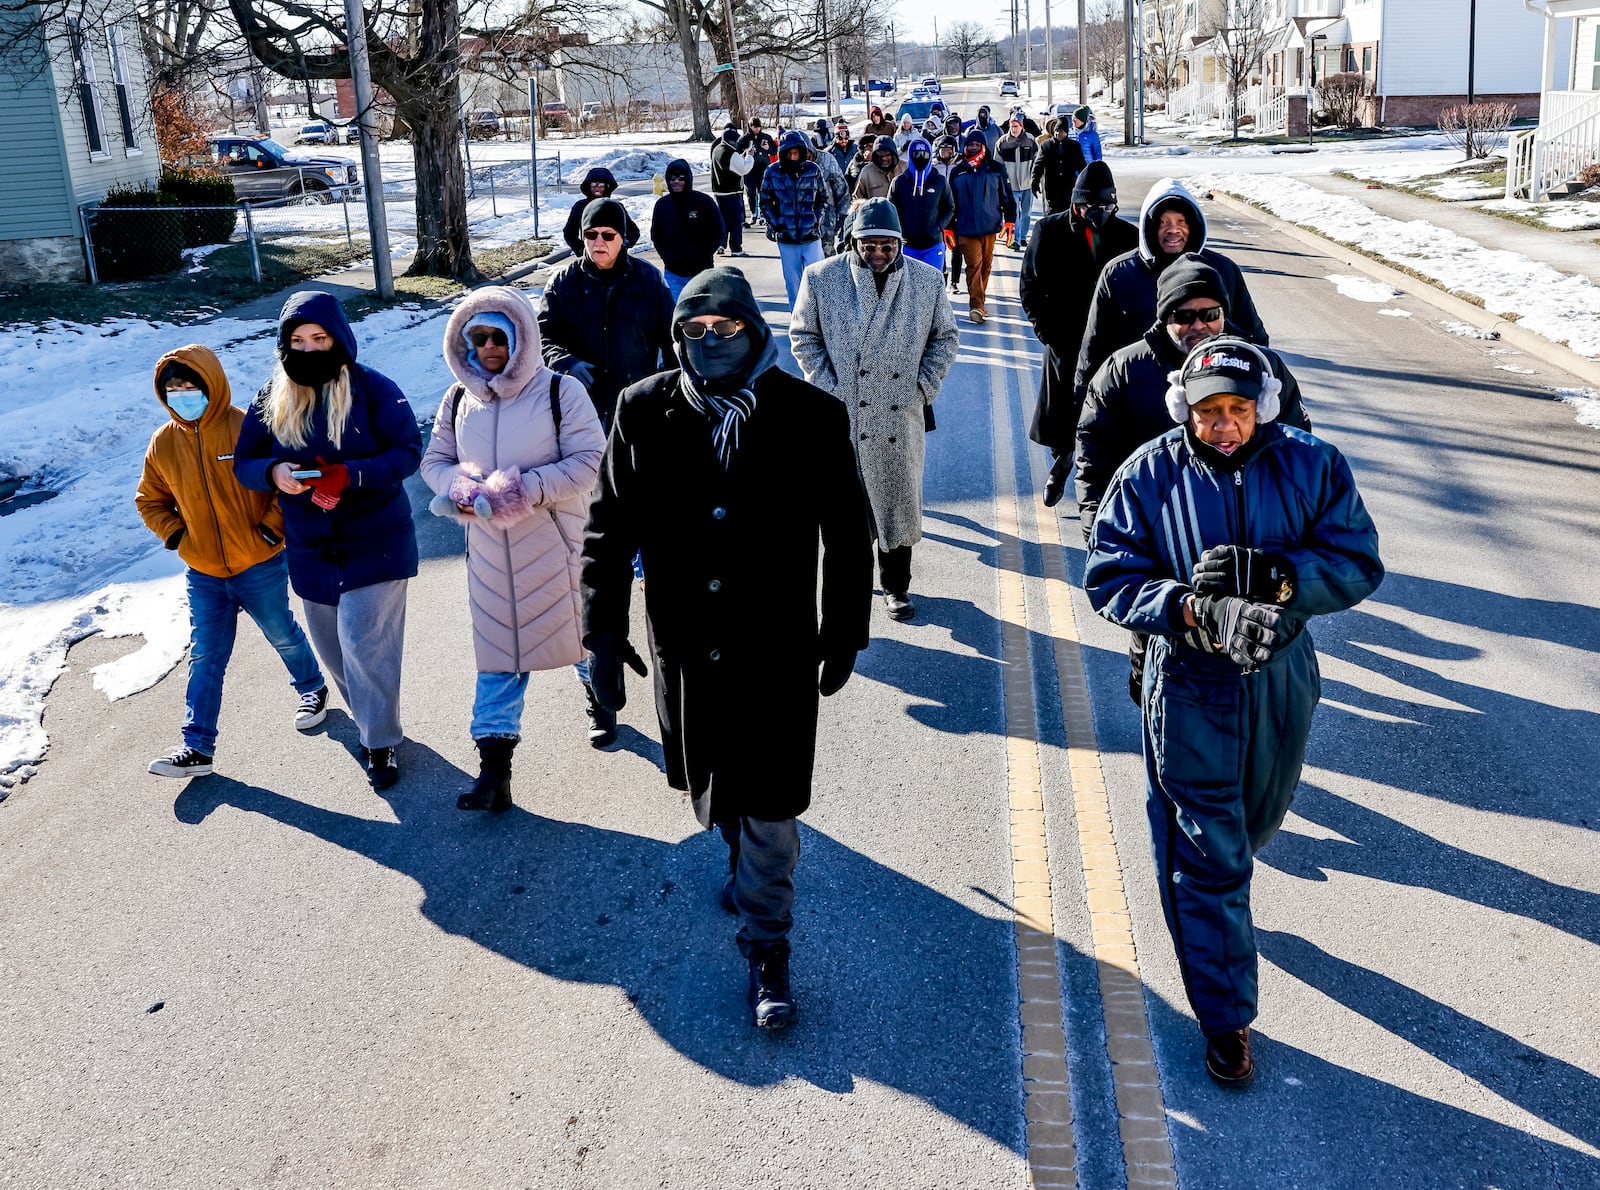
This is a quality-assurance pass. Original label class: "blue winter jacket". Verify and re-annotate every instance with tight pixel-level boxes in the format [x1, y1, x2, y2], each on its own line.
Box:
[1084, 421, 1383, 651]
[1074, 120, 1103, 163]
[890, 141, 956, 249]
[948, 157, 1017, 238]
[758, 134, 829, 244]
[234, 291, 422, 605]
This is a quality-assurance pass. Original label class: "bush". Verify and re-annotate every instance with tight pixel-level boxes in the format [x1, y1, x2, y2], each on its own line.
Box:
[1578, 162, 1600, 189]
[91, 184, 184, 280]
[1318, 72, 1369, 129]
[159, 167, 239, 246]
[1438, 102, 1518, 160]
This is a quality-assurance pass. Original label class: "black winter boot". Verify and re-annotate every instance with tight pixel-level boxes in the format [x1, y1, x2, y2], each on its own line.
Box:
[748, 944, 797, 1029]
[584, 683, 617, 748]
[457, 737, 515, 813]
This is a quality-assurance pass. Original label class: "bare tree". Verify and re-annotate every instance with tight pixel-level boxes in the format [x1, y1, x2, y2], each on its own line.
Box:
[1215, 0, 1269, 139]
[1145, 0, 1189, 104]
[1084, 0, 1125, 102]
[942, 20, 992, 79]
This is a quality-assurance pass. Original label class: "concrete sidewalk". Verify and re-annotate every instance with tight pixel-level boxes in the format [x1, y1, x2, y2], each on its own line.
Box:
[1297, 171, 1600, 282]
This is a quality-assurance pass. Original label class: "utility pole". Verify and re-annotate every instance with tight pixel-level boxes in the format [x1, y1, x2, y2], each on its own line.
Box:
[820, 0, 834, 122]
[1043, 2, 1052, 109]
[934, 17, 940, 79]
[341, 0, 393, 298]
[722, 0, 748, 123]
[1467, 0, 1477, 104]
[1025, 0, 1032, 95]
[1078, 0, 1087, 104]
[1123, 0, 1133, 144]
[1011, 0, 1019, 81]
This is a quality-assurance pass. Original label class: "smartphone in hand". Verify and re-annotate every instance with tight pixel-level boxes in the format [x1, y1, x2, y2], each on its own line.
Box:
[290, 469, 323, 480]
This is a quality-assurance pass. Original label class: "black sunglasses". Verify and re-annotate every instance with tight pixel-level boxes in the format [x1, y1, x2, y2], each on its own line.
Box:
[1168, 305, 1224, 326]
[681, 318, 745, 340]
[468, 328, 509, 347]
[583, 229, 620, 243]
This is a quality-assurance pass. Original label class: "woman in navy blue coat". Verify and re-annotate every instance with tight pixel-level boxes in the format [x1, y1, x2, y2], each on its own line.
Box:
[235, 291, 422, 790]
[1084, 337, 1383, 1088]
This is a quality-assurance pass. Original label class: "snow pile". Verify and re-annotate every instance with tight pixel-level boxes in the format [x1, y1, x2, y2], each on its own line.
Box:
[1553, 388, 1600, 429]
[1325, 274, 1401, 303]
[1378, 308, 1412, 318]
[1193, 172, 1600, 356]
[1442, 321, 1499, 339]
[0, 301, 461, 781]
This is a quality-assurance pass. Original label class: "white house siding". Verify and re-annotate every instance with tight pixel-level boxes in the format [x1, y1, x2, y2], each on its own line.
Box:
[0, 55, 77, 241]
[53, 14, 161, 205]
[1573, 15, 1600, 90]
[1376, 0, 1569, 98]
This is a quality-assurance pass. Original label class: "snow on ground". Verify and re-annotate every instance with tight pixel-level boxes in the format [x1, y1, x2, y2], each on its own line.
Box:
[0, 300, 467, 785]
[1378, 308, 1412, 317]
[1553, 388, 1600, 428]
[1325, 274, 1401, 303]
[1191, 171, 1600, 357]
[1480, 196, 1600, 232]
[1443, 321, 1500, 339]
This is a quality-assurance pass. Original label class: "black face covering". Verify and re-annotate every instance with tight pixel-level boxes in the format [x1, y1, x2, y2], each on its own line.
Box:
[280, 345, 347, 389]
[911, 151, 931, 169]
[1081, 205, 1116, 230]
[684, 330, 753, 382]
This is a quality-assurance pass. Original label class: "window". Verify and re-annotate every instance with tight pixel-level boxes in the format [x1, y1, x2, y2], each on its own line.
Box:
[1362, 46, 1373, 81]
[1592, 26, 1600, 90]
[1295, 48, 1303, 84]
[107, 27, 139, 151]
[68, 18, 107, 157]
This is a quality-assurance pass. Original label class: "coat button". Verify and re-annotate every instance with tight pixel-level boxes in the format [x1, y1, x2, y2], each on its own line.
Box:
[892, 372, 900, 379]
[860, 433, 867, 440]
[709, 649, 722, 661]
[708, 579, 722, 592]
[859, 369, 869, 376]
[712, 506, 726, 519]
[859, 400, 868, 407]
[890, 404, 898, 411]
[888, 436, 897, 443]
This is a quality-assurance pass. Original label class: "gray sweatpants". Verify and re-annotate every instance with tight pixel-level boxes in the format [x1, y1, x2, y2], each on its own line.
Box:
[718, 816, 801, 958]
[302, 579, 408, 749]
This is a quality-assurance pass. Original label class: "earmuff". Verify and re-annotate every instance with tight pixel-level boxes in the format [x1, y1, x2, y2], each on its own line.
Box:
[1164, 335, 1282, 424]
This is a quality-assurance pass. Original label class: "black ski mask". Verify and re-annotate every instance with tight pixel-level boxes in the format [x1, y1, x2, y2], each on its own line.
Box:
[684, 330, 753, 381]
[280, 345, 347, 389]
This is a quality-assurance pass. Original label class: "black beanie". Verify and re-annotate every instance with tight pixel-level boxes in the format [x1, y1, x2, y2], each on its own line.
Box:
[674, 267, 767, 340]
[1071, 160, 1117, 206]
[157, 360, 209, 396]
[1156, 253, 1229, 322]
[581, 198, 629, 236]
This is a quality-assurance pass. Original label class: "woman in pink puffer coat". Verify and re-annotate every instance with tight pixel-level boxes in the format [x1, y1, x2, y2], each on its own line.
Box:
[423, 285, 606, 814]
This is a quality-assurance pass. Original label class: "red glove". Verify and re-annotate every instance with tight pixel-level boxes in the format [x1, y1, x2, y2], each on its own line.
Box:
[943, 229, 956, 249]
[307, 456, 349, 511]
[1003, 222, 1015, 244]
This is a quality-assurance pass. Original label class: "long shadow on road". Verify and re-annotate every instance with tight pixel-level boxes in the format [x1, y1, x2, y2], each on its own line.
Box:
[172, 769, 1028, 1155]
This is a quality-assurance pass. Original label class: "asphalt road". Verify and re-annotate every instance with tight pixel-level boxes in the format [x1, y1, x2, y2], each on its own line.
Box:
[4, 102, 1600, 1188]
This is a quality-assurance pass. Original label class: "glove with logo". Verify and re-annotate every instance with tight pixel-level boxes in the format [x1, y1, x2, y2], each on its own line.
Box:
[1191, 545, 1296, 605]
[1192, 594, 1288, 671]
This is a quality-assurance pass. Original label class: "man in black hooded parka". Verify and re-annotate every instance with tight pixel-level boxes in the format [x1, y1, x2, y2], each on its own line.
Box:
[580, 267, 873, 1031]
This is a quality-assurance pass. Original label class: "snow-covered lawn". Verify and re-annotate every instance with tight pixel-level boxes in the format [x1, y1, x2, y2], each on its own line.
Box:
[1192, 171, 1600, 359]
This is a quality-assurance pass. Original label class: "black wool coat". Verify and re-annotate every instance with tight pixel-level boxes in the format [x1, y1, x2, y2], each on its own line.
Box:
[1020, 209, 1140, 452]
[580, 366, 873, 826]
[1030, 137, 1087, 214]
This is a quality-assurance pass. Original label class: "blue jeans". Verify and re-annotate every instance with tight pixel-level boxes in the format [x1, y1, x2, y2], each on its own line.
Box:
[778, 239, 825, 308]
[183, 553, 323, 755]
[715, 194, 744, 252]
[664, 270, 691, 301]
[1014, 189, 1034, 245]
[904, 242, 945, 272]
[473, 671, 530, 740]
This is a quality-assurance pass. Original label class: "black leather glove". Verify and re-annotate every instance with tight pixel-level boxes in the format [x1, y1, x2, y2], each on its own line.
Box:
[1192, 595, 1287, 671]
[818, 651, 857, 697]
[588, 638, 648, 712]
[1191, 545, 1296, 605]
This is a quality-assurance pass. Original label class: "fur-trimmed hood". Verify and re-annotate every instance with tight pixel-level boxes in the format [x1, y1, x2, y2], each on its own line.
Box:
[443, 285, 549, 400]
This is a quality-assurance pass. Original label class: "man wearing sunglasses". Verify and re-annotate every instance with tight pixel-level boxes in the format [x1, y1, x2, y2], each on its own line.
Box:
[581, 268, 872, 1030]
[1020, 160, 1139, 507]
[1075, 255, 1311, 705]
[538, 199, 675, 432]
[790, 200, 959, 622]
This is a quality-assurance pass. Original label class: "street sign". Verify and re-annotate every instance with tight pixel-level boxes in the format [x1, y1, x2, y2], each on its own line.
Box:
[712, 63, 735, 73]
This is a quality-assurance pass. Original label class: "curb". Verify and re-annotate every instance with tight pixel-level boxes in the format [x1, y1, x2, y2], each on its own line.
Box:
[1205, 188, 1600, 390]
[499, 244, 571, 285]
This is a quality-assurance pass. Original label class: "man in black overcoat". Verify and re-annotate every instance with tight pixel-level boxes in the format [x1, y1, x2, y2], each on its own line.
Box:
[1020, 160, 1139, 506]
[580, 267, 873, 1030]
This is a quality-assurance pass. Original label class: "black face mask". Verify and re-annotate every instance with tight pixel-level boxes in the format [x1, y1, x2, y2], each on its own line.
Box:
[280, 345, 347, 389]
[911, 152, 931, 170]
[1080, 205, 1117, 229]
[782, 154, 804, 174]
[685, 330, 753, 381]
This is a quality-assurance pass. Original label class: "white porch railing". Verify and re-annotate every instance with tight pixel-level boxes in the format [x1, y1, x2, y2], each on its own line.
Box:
[1506, 89, 1600, 200]
[1255, 88, 1290, 133]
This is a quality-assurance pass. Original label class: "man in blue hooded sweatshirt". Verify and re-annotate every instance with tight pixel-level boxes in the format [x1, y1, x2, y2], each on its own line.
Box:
[889, 137, 955, 272]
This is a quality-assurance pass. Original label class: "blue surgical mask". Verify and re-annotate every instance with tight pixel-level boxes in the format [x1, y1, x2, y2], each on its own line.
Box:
[166, 390, 209, 421]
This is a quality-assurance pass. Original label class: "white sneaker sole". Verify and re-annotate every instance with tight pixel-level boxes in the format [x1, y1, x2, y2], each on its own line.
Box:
[295, 707, 328, 731]
[148, 759, 213, 778]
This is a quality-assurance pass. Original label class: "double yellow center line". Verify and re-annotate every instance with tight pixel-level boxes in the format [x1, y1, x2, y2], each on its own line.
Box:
[979, 281, 1179, 1189]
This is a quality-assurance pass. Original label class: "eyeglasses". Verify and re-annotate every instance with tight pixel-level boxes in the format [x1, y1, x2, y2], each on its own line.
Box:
[583, 229, 620, 243]
[1168, 306, 1224, 326]
[858, 240, 899, 255]
[1081, 203, 1118, 217]
[468, 328, 509, 347]
[681, 319, 745, 340]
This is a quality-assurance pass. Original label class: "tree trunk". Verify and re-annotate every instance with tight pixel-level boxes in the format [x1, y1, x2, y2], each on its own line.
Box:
[405, 98, 479, 280]
[669, 0, 713, 140]
[702, 16, 743, 127]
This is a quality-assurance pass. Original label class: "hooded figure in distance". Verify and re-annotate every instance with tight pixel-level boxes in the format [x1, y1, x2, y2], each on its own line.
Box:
[563, 166, 642, 256]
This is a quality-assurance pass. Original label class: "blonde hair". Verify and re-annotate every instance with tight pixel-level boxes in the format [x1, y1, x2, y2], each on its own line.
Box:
[263, 365, 353, 450]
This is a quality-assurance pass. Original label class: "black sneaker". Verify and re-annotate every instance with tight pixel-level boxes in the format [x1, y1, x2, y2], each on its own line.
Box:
[584, 684, 617, 748]
[359, 745, 399, 790]
[883, 591, 915, 621]
[748, 947, 797, 1029]
[148, 747, 213, 778]
[294, 686, 329, 731]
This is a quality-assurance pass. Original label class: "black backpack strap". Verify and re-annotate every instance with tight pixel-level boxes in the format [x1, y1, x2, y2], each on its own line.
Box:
[444, 382, 465, 449]
[549, 373, 563, 456]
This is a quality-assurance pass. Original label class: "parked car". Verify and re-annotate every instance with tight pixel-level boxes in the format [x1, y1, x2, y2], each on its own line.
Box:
[852, 78, 894, 94]
[333, 120, 363, 144]
[1000, 79, 1019, 97]
[807, 89, 828, 103]
[579, 101, 603, 125]
[204, 136, 359, 203]
[294, 121, 338, 145]
[467, 109, 501, 139]
[921, 76, 941, 94]
[542, 101, 569, 129]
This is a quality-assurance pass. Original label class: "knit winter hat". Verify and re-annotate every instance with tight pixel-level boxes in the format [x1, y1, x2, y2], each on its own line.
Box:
[157, 359, 209, 396]
[1156, 253, 1228, 322]
[852, 198, 903, 241]
[1074, 105, 1092, 125]
[580, 198, 628, 235]
[963, 129, 988, 151]
[1071, 159, 1117, 206]
[461, 310, 517, 375]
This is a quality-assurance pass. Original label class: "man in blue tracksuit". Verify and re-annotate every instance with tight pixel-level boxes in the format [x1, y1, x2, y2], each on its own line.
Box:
[1084, 337, 1383, 1088]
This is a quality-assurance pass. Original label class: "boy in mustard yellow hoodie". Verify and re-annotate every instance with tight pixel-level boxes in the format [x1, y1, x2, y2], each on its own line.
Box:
[136, 344, 327, 778]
